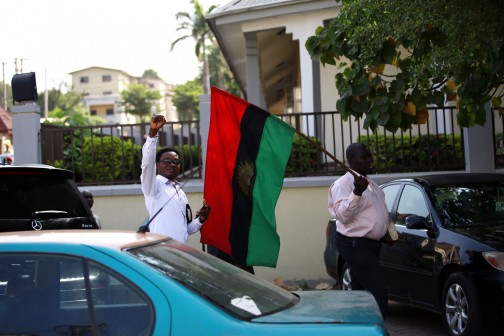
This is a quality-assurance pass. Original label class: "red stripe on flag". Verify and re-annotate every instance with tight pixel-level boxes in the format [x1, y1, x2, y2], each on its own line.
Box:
[201, 87, 250, 255]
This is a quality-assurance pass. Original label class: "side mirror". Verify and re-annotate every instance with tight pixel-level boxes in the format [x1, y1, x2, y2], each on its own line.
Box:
[405, 215, 430, 230]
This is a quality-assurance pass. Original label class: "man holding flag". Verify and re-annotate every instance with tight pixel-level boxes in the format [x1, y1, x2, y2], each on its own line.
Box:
[201, 87, 295, 270]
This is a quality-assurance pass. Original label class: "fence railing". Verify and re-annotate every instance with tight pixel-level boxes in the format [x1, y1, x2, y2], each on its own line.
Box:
[41, 120, 201, 186]
[41, 107, 503, 186]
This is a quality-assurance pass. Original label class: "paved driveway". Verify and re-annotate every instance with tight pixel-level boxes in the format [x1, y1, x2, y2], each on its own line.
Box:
[385, 301, 445, 335]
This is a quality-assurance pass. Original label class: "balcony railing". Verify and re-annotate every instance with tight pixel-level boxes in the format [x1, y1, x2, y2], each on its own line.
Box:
[41, 107, 503, 186]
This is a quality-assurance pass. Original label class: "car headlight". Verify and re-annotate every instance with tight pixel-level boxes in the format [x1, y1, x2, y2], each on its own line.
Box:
[483, 252, 504, 271]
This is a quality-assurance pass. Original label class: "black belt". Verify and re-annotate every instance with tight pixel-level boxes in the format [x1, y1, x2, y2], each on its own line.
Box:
[336, 231, 379, 243]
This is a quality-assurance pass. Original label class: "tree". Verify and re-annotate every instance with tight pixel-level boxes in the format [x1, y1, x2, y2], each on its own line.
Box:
[305, 0, 504, 132]
[208, 43, 242, 97]
[172, 80, 203, 120]
[171, 0, 217, 94]
[45, 91, 104, 126]
[0, 83, 12, 111]
[142, 69, 160, 79]
[120, 83, 161, 122]
[38, 86, 64, 113]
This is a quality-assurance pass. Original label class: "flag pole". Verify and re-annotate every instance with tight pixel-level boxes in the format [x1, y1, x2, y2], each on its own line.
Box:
[294, 129, 358, 178]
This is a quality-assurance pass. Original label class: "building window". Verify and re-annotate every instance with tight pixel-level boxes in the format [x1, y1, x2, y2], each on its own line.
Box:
[102, 75, 112, 82]
[148, 83, 155, 88]
[106, 109, 114, 115]
[90, 110, 97, 116]
[103, 91, 112, 95]
[80, 76, 89, 83]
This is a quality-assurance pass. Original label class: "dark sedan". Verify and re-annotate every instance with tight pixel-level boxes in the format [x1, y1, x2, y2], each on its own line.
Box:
[324, 173, 504, 336]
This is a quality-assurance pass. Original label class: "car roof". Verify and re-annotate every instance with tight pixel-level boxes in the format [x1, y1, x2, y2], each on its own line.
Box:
[0, 164, 74, 178]
[0, 230, 170, 250]
[386, 172, 504, 187]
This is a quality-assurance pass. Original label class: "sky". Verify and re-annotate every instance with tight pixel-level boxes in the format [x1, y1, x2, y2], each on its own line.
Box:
[0, 0, 227, 90]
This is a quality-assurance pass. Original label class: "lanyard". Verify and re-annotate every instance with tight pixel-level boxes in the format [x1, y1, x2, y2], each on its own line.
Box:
[137, 179, 188, 233]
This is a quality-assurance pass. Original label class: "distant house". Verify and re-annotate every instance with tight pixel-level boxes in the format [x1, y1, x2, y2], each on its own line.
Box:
[0, 106, 12, 154]
[70, 66, 177, 124]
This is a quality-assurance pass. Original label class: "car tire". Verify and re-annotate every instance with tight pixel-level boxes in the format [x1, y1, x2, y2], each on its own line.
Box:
[442, 272, 484, 336]
[340, 263, 352, 290]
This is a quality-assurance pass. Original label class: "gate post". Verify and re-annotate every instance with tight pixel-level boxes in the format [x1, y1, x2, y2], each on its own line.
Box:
[11, 102, 41, 164]
[463, 105, 495, 172]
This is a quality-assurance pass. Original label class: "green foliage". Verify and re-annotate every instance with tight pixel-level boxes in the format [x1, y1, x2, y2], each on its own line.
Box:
[121, 83, 161, 122]
[496, 132, 504, 167]
[357, 134, 464, 173]
[171, 0, 216, 59]
[46, 131, 143, 184]
[38, 87, 61, 113]
[306, 0, 504, 131]
[81, 136, 142, 183]
[496, 133, 504, 155]
[44, 128, 88, 179]
[142, 69, 160, 79]
[286, 134, 321, 174]
[171, 0, 217, 94]
[174, 144, 201, 171]
[172, 80, 203, 120]
[41, 88, 106, 126]
[208, 43, 242, 97]
[1, 82, 12, 111]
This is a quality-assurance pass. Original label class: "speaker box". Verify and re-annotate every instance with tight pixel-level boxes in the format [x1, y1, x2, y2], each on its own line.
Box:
[11, 72, 38, 103]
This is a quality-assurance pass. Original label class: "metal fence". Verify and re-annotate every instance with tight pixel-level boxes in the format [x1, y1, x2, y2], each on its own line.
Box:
[41, 107, 502, 186]
[41, 120, 201, 186]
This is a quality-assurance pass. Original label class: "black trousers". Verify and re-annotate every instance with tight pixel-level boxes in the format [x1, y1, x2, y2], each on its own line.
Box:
[206, 245, 255, 274]
[335, 232, 388, 317]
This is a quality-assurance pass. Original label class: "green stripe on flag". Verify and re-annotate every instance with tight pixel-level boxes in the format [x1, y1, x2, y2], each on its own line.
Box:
[247, 114, 294, 267]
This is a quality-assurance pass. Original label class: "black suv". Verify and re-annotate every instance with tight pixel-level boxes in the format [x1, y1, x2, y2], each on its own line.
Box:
[0, 165, 99, 231]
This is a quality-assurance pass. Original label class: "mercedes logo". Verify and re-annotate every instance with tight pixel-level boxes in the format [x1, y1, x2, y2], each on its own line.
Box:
[31, 220, 43, 231]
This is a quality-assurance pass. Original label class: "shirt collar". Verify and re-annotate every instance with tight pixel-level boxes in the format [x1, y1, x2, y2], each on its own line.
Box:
[158, 174, 180, 187]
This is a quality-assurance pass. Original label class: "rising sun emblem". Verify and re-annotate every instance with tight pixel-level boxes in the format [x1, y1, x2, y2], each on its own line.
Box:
[236, 161, 256, 196]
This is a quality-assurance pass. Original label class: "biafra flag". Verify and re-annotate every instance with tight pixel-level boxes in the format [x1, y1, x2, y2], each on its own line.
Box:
[201, 87, 295, 268]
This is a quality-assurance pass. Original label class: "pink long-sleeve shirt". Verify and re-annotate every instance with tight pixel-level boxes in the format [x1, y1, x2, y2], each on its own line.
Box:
[328, 172, 389, 240]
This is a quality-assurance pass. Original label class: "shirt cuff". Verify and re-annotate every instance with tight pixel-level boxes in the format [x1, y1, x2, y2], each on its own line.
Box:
[349, 192, 361, 202]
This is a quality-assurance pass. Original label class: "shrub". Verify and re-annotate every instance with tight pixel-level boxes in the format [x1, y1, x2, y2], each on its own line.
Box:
[81, 136, 142, 183]
[286, 134, 321, 175]
[357, 134, 464, 173]
[175, 144, 201, 172]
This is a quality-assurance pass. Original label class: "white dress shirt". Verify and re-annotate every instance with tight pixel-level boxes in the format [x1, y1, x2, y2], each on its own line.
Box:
[140, 136, 202, 242]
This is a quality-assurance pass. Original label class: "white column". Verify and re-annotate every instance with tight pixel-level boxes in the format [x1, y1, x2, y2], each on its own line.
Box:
[199, 93, 211, 181]
[11, 102, 41, 164]
[463, 105, 495, 172]
[287, 17, 325, 134]
[244, 32, 266, 108]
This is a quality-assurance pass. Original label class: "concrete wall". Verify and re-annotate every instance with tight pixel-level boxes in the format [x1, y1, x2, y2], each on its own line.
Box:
[82, 177, 333, 284]
[82, 172, 456, 284]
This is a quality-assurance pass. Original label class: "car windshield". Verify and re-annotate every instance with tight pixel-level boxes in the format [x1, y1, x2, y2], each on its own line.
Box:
[127, 240, 298, 319]
[432, 182, 504, 228]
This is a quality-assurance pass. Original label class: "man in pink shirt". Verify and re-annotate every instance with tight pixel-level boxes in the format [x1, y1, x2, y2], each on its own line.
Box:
[328, 143, 389, 317]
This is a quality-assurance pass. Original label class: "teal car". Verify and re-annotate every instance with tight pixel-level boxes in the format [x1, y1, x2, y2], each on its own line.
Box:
[0, 230, 387, 335]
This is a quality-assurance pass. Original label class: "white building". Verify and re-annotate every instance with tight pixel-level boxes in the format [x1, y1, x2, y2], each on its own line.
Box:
[70, 66, 177, 124]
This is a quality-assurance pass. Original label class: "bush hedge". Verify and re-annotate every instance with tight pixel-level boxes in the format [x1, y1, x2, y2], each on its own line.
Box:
[357, 134, 465, 173]
[286, 133, 321, 175]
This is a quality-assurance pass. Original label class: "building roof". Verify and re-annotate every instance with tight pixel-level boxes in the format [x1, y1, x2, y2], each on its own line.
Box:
[206, 0, 339, 106]
[69, 66, 135, 78]
[208, 0, 294, 17]
[0, 106, 12, 134]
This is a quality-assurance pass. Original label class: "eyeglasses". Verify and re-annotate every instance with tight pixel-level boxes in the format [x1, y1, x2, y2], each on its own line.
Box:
[159, 159, 181, 165]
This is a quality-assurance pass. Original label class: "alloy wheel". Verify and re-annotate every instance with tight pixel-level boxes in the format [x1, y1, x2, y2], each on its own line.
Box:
[444, 283, 468, 335]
